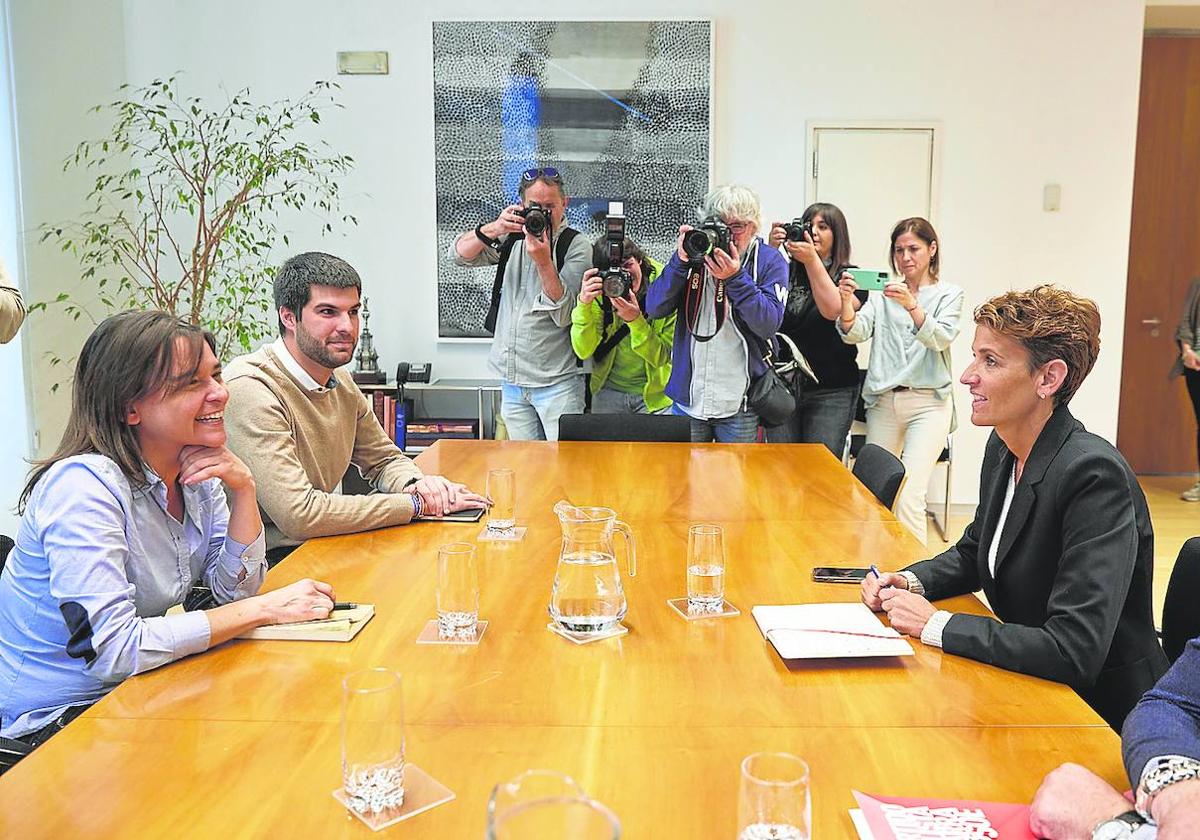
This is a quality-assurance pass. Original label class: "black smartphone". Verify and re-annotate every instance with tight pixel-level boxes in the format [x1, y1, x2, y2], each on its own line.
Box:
[811, 566, 871, 583]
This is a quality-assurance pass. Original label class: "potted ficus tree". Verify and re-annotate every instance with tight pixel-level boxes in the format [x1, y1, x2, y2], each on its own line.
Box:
[37, 75, 356, 367]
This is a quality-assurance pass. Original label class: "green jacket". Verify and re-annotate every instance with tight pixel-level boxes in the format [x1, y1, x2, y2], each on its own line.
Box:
[570, 258, 675, 414]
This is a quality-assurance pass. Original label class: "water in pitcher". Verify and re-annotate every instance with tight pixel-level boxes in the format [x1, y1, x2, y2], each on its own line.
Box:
[549, 550, 626, 633]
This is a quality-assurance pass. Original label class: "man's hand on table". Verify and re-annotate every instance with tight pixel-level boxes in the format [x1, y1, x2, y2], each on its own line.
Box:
[1029, 762, 1134, 839]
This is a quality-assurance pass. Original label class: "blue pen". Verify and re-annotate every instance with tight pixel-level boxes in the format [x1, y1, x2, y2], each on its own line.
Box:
[870, 564, 892, 589]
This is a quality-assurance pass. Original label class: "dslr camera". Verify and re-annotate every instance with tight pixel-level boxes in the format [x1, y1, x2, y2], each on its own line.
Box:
[599, 201, 632, 299]
[518, 203, 551, 238]
[682, 217, 732, 266]
[782, 218, 814, 242]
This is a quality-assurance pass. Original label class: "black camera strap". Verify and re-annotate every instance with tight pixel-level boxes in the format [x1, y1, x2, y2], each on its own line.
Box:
[484, 227, 579, 335]
[684, 266, 726, 343]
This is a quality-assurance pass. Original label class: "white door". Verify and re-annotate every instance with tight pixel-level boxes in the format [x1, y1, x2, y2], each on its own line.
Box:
[809, 124, 937, 270]
[809, 124, 948, 511]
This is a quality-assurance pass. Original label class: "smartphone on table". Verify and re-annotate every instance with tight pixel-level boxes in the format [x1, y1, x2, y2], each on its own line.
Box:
[811, 566, 871, 583]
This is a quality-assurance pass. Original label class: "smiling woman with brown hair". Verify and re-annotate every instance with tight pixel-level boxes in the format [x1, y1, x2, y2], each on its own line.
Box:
[860, 285, 1168, 731]
[0, 311, 337, 753]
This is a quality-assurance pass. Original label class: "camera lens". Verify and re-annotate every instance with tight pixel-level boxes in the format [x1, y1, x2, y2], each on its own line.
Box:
[524, 210, 548, 237]
[683, 228, 714, 259]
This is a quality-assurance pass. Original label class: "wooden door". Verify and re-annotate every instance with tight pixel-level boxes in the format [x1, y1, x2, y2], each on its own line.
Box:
[1117, 37, 1200, 474]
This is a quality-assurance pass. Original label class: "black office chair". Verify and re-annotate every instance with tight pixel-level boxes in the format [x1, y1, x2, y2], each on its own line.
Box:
[558, 413, 691, 443]
[851, 443, 906, 510]
[0, 534, 12, 575]
[1161, 536, 1200, 664]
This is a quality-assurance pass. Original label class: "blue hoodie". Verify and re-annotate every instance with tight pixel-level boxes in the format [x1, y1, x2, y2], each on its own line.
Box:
[645, 238, 789, 407]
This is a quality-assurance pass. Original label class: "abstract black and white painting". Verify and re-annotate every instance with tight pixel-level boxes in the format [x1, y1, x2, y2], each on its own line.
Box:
[433, 20, 713, 338]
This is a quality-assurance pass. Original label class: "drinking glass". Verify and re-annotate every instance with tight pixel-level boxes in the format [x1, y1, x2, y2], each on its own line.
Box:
[486, 468, 517, 535]
[737, 752, 810, 840]
[436, 542, 479, 640]
[487, 770, 621, 840]
[341, 668, 406, 820]
[686, 523, 726, 613]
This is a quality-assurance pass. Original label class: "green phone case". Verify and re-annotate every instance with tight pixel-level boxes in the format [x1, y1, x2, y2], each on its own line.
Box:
[847, 268, 890, 291]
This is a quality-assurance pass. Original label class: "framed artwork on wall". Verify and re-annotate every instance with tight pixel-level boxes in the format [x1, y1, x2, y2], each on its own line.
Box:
[432, 19, 713, 339]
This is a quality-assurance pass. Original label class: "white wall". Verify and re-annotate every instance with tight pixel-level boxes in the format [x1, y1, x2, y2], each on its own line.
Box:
[10, 0, 1147, 507]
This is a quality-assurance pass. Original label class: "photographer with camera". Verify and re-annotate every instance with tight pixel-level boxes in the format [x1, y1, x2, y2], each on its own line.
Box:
[571, 210, 674, 414]
[451, 166, 590, 440]
[764, 203, 865, 454]
[645, 184, 789, 442]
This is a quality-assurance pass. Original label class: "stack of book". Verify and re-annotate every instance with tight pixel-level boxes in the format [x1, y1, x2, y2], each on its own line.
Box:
[369, 392, 477, 449]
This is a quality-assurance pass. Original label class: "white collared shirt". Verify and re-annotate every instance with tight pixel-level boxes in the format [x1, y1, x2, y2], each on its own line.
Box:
[272, 338, 338, 392]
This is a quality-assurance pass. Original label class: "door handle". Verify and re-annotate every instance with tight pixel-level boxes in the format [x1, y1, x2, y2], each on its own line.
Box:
[1141, 318, 1162, 326]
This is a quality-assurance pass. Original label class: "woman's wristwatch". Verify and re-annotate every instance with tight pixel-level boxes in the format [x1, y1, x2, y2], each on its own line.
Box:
[1135, 755, 1200, 819]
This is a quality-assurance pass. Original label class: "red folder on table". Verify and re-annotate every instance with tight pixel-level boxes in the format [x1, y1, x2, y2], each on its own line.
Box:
[851, 790, 1035, 839]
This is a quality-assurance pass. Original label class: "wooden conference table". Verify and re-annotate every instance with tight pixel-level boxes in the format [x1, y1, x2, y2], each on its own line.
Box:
[0, 441, 1126, 837]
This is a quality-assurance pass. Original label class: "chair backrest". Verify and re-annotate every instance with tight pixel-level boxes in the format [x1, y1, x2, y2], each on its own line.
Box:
[1161, 536, 1200, 664]
[558, 413, 691, 443]
[851, 443, 906, 510]
[0, 535, 12, 575]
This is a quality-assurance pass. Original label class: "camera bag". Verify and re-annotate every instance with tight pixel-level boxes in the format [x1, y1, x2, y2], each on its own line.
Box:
[484, 227, 579, 334]
[747, 332, 799, 426]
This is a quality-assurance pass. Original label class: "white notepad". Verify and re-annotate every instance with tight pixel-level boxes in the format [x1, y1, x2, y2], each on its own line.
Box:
[751, 603, 914, 659]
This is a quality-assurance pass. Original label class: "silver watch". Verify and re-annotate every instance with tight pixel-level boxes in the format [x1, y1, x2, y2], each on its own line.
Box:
[1136, 755, 1200, 819]
[1091, 810, 1146, 840]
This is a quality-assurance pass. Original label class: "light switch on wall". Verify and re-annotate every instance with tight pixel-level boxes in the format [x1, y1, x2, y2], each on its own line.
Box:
[1043, 183, 1062, 212]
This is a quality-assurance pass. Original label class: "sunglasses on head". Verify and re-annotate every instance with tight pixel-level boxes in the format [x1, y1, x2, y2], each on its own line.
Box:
[519, 167, 562, 184]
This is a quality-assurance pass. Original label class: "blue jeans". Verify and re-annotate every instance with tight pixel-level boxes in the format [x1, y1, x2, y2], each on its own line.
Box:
[674, 404, 760, 443]
[765, 383, 860, 458]
[591, 386, 671, 415]
[501, 378, 584, 441]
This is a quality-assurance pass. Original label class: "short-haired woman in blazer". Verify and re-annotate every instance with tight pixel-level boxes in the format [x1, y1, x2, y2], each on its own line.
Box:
[862, 286, 1168, 731]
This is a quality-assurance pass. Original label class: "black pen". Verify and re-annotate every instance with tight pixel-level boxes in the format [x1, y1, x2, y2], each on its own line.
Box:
[333, 602, 358, 611]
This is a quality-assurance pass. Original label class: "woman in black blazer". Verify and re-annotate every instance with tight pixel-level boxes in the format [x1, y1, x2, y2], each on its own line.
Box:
[862, 285, 1167, 731]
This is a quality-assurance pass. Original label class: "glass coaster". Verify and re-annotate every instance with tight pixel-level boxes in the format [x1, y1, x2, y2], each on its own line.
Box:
[416, 619, 488, 646]
[477, 526, 527, 543]
[546, 621, 629, 645]
[667, 597, 741, 621]
[332, 762, 455, 831]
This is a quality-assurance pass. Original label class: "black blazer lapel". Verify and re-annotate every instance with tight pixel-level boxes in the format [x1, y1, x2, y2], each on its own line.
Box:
[992, 406, 1079, 576]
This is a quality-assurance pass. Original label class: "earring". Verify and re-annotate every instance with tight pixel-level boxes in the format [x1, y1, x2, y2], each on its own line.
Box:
[1038, 392, 1046, 400]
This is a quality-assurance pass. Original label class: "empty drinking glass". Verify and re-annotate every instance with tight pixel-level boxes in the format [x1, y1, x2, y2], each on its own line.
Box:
[486, 469, 517, 535]
[436, 542, 479, 640]
[487, 770, 621, 840]
[687, 523, 726, 614]
[737, 752, 810, 840]
[341, 668, 406, 821]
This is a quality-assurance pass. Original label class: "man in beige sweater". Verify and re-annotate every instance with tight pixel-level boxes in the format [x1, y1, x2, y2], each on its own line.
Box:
[224, 252, 487, 558]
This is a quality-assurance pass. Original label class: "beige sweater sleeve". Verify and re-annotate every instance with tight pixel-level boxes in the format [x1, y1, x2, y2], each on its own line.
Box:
[0, 259, 26, 344]
[347, 384, 424, 492]
[225, 375, 418, 541]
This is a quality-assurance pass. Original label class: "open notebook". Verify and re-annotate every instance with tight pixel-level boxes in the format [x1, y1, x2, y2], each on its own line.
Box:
[751, 603, 914, 659]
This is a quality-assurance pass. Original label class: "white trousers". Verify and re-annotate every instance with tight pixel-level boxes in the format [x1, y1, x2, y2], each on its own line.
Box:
[865, 389, 953, 546]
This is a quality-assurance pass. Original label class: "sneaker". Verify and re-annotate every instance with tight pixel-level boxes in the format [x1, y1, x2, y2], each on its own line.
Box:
[1182, 482, 1200, 502]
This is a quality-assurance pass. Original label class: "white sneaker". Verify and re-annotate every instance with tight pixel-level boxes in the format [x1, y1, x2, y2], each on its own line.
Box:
[1182, 482, 1200, 502]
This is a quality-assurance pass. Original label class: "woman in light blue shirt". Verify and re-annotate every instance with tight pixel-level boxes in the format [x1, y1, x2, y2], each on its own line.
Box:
[0, 311, 337, 750]
[837, 217, 964, 544]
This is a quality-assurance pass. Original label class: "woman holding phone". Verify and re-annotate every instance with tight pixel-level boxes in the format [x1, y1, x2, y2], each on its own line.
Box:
[837, 217, 964, 544]
[765, 203, 865, 455]
[0, 311, 336, 750]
